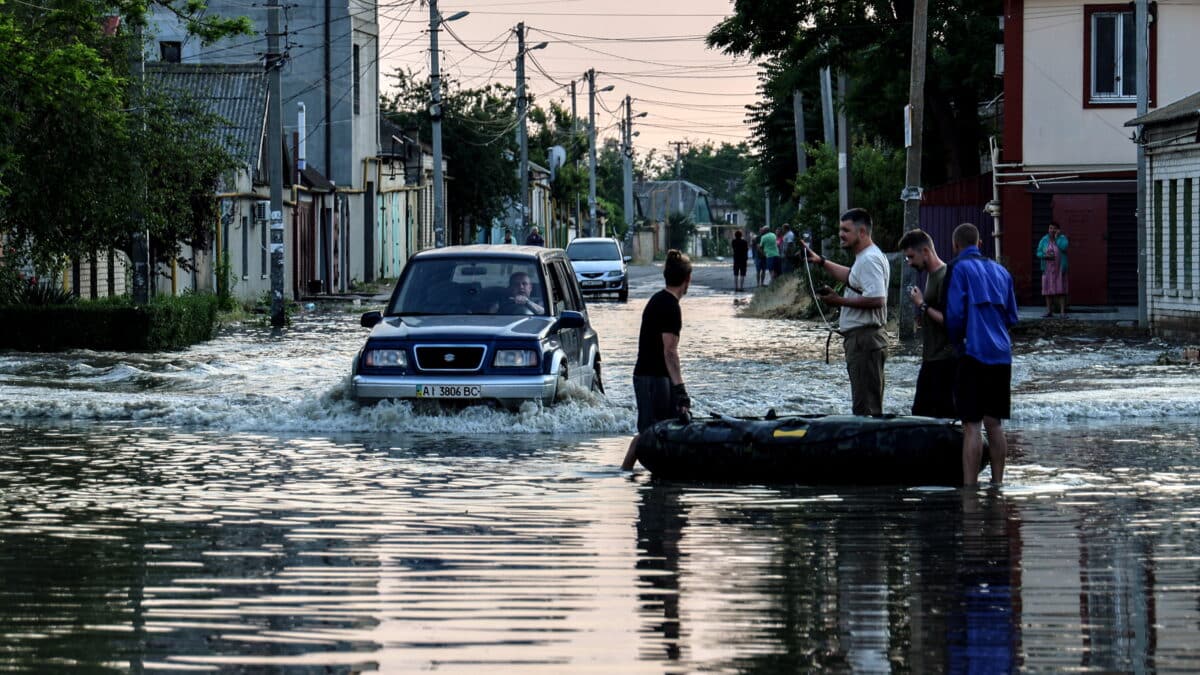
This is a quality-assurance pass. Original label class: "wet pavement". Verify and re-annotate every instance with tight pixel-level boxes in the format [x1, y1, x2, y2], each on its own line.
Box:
[1, 264, 1199, 672]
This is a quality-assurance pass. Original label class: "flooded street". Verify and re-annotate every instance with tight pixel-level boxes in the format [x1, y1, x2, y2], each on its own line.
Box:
[3, 264, 1200, 672]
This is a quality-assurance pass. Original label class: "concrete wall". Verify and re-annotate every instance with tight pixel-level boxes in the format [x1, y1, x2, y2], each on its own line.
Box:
[1145, 119, 1200, 337]
[1022, 1, 1200, 170]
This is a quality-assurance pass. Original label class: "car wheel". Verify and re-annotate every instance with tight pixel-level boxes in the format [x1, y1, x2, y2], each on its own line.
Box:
[552, 365, 568, 404]
[617, 286, 628, 302]
[591, 362, 605, 395]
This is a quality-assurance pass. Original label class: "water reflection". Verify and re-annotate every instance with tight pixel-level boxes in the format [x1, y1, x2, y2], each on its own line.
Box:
[633, 482, 1025, 672]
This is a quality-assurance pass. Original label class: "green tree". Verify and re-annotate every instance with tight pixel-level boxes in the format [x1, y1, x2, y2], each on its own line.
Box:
[382, 70, 518, 243]
[1, 0, 251, 274]
[793, 141, 904, 255]
[655, 141, 753, 208]
[708, 0, 1001, 200]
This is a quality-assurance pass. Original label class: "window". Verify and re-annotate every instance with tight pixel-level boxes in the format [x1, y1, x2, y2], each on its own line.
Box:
[1153, 180, 1163, 287]
[1083, 5, 1156, 107]
[353, 45, 361, 116]
[242, 215, 249, 279]
[1169, 180, 1178, 288]
[260, 217, 268, 279]
[159, 41, 182, 63]
[1185, 178, 1193, 291]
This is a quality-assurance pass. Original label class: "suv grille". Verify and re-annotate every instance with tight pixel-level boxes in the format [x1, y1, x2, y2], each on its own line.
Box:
[581, 272, 603, 279]
[414, 345, 486, 372]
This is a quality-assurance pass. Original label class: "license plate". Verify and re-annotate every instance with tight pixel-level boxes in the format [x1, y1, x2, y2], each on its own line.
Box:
[581, 280, 603, 288]
[415, 384, 482, 399]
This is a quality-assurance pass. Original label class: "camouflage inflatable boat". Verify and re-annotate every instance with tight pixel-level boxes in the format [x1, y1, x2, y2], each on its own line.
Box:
[635, 414, 984, 486]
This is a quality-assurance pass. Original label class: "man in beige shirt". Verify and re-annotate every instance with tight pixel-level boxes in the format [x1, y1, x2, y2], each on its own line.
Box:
[804, 208, 890, 415]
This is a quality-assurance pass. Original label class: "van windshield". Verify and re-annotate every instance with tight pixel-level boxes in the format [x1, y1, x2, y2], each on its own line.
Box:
[387, 258, 548, 316]
[566, 241, 620, 261]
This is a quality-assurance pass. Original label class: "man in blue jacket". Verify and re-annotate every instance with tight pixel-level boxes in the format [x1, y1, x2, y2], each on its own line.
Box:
[944, 223, 1019, 487]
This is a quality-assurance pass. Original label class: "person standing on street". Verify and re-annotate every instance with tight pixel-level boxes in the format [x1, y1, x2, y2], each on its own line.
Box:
[502, 228, 515, 245]
[752, 229, 766, 287]
[525, 226, 545, 247]
[621, 250, 693, 470]
[945, 222, 1019, 487]
[759, 226, 780, 285]
[1036, 221, 1069, 317]
[780, 224, 796, 274]
[899, 229, 957, 418]
[730, 230, 749, 292]
[804, 208, 890, 415]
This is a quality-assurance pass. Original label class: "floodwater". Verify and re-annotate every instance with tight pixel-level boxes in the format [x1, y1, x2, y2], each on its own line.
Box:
[2, 264, 1200, 672]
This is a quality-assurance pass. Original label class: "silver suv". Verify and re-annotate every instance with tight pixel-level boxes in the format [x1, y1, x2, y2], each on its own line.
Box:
[565, 237, 630, 302]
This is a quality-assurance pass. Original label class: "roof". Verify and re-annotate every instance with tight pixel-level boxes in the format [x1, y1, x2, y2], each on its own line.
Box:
[1125, 91, 1200, 127]
[144, 63, 268, 167]
[412, 244, 566, 260]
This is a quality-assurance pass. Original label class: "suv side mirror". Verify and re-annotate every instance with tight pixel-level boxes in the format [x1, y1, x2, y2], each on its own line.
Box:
[554, 310, 586, 330]
[623, 256, 632, 263]
[360, 311, 382, 328]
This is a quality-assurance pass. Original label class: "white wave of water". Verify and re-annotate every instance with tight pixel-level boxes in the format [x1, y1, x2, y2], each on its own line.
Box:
[1, 271, 1195, 431]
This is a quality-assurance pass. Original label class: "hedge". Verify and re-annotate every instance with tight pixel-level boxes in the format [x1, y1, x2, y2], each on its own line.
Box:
[0, 294, 220, 352]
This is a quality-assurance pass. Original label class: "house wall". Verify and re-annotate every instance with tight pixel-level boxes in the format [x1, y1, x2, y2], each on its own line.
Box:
[1021, 1, 1200, 170]
[1145, 121, 1200, 337]
[146, 0, 380, 291]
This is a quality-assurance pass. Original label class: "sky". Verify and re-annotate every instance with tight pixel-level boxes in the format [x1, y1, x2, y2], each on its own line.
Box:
[376, 0, 761, 161]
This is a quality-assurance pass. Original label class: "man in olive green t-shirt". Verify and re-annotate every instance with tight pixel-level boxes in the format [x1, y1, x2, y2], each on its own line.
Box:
[900, 229, 957, 418]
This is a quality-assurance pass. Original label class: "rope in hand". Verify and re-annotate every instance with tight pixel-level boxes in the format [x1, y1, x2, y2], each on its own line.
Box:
[800, 238, 839, 365]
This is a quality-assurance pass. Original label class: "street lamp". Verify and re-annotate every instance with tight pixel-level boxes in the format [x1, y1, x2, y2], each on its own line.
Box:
[516, 25, 549, 241]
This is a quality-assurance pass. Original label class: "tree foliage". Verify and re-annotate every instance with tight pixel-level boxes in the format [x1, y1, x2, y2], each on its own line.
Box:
[1, 0, 252, 274]
[793, 141, 905, 255]
[381, 70, 520, 242]
[708, 0, 1002, 203]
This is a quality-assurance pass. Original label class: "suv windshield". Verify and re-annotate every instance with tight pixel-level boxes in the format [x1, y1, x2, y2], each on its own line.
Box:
[388, 258, 549, 316]
[566, 241, 620, 262]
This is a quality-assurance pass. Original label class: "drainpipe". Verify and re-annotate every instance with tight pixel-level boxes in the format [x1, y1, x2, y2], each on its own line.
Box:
[987, 136, 1003, 262]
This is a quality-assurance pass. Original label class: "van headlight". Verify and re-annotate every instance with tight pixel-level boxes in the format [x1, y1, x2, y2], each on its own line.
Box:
[364, 349, 407, 368]
[494, 349, 539, 367]
[606, 270, 624, 278]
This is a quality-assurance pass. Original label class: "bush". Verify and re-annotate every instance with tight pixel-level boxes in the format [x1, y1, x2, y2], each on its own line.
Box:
[0, 293, 220, 352]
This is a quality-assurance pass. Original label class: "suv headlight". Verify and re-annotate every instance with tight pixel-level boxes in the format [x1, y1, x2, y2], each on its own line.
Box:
[494, 349, 539, 367]
[364, 348, 407, 368]
[606, 270, 624, 278]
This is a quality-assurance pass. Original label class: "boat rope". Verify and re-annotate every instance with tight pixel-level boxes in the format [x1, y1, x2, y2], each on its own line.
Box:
[800, 239, 839, 365]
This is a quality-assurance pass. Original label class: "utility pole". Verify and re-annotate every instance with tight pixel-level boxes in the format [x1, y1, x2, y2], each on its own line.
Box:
[427, 0, 466, 248]
[899, 0, 929, 341]
[793, 90, 807, 179]
[764, 187, 771, 231]
[267, 0, 286, 326]
[1135, 0, 1149, 327]
[836, 72, 852, 215]
[585, 69, 612, 236]
[623, 96, 634, 236]
[129, 25, 149, 305]
[669, 140, 689, 216]
[820, 67, 835, 150]
[571, 79, 580, 239]
[587, 69, 598, 236]
[515, 22, 528, 241]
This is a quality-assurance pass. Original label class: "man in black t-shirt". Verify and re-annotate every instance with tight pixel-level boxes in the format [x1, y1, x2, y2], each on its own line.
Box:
[621, 250, 693, 470]
[730, 229, 749, 292]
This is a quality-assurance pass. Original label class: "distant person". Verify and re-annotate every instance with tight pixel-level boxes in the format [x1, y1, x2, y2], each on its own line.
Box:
[1037, 221, 1069, 318]
[525, 226, 544, 247]
[752, 230, 766, 287]
[622, 250, 693, 470]
[945, 222, 1019, 487]
[780, 224, 796, 274]
[499, 271, 545, 315]
[502, 228, 515, 245]
[730, 230, 749, 292]
[804, 208, 890, 415]
[900, 229, 957, 418]
[759, 226, 780, 284]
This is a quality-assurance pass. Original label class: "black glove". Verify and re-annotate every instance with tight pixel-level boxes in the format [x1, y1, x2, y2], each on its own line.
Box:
[671, 382, 691, 412]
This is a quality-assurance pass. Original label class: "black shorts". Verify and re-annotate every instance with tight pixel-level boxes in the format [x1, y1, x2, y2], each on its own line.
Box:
[633, 375, 674, 433]
[954, 356, 1011, 423]
[767, 256, 782, 276]
[912, 358, 958, 418]
[733, 258, 747, 275]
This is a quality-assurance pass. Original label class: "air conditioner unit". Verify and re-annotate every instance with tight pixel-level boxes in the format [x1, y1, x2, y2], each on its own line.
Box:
[253, 200, 269, 223]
